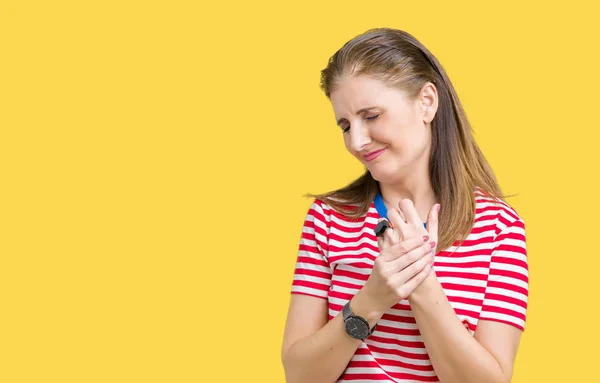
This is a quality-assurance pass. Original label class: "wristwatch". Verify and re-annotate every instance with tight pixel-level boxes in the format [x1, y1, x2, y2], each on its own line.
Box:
[342, 301, 377, 340]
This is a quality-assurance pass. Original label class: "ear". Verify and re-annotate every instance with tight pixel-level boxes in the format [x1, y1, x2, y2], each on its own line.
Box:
[419, 82, 438, 124]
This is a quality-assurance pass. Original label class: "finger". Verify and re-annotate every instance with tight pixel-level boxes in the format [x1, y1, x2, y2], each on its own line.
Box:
[396, 208, 407, 223]
[387, 208, 407, 241]
[381, 234, 430, 262]
[396, 261, 434, 298]
[389, 240, 435, 272]
[426, 203, 440, 246]
[377, 219, 396, 252]
[384, 235, 430, 264]
[390, 251, 434, 297]
[398, 199, 423, 228]
[378, 226, 399, 254]
[383, 226, 396, 249]
[377, 235, 384, 251]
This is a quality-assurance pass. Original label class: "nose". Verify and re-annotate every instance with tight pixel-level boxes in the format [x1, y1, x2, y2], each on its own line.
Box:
[348, 123, 371, 153]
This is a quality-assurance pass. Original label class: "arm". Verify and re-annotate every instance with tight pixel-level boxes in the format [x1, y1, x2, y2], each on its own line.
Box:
[282, 201, 381, 383]
[281, 292, 381, 383]
[407, 275, 522, 383]
[407, 218, 528, 383]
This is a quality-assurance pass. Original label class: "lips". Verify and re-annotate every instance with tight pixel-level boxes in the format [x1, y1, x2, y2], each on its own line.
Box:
[363, 148, 387, 162]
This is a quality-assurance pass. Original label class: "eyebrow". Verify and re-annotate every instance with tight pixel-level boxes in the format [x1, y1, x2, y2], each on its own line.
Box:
[336, 107, 379, 126]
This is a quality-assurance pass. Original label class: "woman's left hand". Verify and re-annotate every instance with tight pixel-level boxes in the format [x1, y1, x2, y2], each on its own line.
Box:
[390, 199, 440, 290]
[393, 199, 439, 251]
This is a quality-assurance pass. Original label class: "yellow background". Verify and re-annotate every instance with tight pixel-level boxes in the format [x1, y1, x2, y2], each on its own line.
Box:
[1, 1, 598, 382]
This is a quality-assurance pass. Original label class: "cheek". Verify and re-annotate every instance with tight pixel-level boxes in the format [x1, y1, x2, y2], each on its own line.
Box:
[380, 129, 405, 149]
[384, 131, 428, 159]
[374, 118, 404, 145]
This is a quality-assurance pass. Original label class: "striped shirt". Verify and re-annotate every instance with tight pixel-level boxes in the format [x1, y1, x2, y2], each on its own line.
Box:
[290, 190, 529, 382]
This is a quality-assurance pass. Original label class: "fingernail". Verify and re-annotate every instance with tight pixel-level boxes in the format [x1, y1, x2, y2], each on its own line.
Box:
[422, 235, 430, 242]
[436, 204, 441, 213]
[429, 241, 436, 249]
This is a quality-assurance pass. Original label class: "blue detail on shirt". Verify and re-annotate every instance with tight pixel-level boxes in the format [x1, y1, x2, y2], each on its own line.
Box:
[374, 191, 388, 220]
[374, 191, 427, 228]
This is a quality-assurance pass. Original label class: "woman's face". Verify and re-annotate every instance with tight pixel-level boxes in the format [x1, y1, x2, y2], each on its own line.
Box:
[330, 75, 436, 184]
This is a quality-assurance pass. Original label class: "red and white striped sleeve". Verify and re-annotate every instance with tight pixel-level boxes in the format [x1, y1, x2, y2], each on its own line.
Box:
[480, 218, 529, 331]
[290, 200, 332, 300]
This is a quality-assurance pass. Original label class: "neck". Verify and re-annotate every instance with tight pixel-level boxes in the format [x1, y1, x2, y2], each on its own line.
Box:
[378, 176, 437, 223]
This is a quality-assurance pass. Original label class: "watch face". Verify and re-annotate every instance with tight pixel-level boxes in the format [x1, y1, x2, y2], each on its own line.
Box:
[345, 317, 370, 340]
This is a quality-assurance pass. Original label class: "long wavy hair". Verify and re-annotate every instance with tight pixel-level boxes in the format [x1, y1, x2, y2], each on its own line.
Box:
[308, 28, 504, 252]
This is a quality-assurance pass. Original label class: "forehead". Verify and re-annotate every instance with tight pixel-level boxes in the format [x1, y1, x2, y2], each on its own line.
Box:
[330, 75, 409, 117]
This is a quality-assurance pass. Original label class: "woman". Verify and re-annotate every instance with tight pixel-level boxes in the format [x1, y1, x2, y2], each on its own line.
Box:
[281, 28, 528, 383]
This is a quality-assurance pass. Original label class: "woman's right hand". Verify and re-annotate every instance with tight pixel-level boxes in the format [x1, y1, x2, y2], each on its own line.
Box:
[355, 204, 436, 316]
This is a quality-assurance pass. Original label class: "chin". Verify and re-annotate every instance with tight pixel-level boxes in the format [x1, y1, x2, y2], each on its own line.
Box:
[368, 165, 401, 183]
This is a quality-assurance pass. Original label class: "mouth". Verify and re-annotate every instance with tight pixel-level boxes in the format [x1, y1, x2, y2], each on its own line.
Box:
[363, 148, 387, 162]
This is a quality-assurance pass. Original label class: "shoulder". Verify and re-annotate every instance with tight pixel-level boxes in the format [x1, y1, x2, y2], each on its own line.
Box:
[305, 199, 332, 221]
[309, 198, 371, 220]
[305, 198, 376, 237]
[473, 188, 525, 237]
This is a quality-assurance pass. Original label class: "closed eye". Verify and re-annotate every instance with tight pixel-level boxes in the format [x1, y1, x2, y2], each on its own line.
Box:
[341, 114, 380, 133]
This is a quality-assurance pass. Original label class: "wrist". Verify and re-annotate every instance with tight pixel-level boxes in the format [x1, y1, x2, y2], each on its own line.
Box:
[408, 273, 439, 304]
[350, 289, 384, 328]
